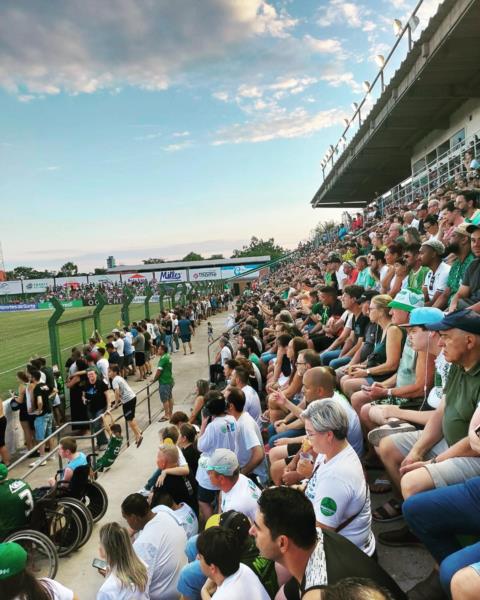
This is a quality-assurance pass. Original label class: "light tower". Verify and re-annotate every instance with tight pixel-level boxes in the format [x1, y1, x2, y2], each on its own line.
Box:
[0, 241, 6, 281]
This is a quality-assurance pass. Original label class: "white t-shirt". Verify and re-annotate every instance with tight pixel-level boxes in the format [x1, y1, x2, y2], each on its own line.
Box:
[133, 511, 187, 600]
[211, 563, 270, 600]
[152, 503, 198, 539]
[251, 362, 263, 392]
[220, 345, 232, 366]
[97, 357, 109, 384]
[196, 415, 237, 490]
[220, 473, 261, 523]
[112, 376, 136, 404]
[305, 444, 375, 556]
[23, 579, 73, 600]
[241, 385, 261, 425]
[113, 338, 124, 357]
[424, 261, 451, 301]
[97, 568, 149, 600]
[235, 412, 267, 482]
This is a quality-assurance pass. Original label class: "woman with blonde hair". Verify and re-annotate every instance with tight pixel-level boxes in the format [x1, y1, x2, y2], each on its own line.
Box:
[96, 522, 149, 600]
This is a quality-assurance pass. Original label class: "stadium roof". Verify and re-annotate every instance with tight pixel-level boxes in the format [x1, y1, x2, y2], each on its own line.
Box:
[312, 0, 480, 209]
[108, 256, 271, 273]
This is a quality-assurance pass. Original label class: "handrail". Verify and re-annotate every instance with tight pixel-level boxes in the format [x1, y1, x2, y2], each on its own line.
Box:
[7, 379, 163, 480]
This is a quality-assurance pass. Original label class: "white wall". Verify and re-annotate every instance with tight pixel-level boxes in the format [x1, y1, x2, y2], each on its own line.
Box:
[411, 99, 480, 165]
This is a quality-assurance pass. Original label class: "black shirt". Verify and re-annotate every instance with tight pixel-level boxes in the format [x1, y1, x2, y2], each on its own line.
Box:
[360, 322, 382, 362]
[152, 474, 199, 515]
[33, 383, 51, 415]
[84, 379, 108, 413]
[182, 444, 200, 479]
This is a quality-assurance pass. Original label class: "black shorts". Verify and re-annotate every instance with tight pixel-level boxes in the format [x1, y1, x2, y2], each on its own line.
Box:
[135, 352, 145, 367]
[122, 397, 137, 421]
[0, 416, 6, 447]
[197, 484, 217, 504]
[287, 442, 301, 456]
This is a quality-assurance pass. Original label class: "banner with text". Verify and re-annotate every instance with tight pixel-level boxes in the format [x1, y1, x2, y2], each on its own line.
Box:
[188, 267, 222, 282]
[0, 303, 38, 312]
[221, 264, 261, 279]
[37, 299, 84, 310]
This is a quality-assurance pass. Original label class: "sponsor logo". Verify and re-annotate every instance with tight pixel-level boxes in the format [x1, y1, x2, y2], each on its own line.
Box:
[159, 271, 182, 281]
[320, 497, 337, 517]
[192, 271, 217, 280]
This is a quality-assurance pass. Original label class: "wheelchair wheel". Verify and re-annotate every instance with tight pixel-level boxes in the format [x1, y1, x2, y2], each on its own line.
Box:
[5, 529, 58, 579]
[83, 480, 108, 522]
[44, 502, 83, 556]
[58, 497, 94, 549]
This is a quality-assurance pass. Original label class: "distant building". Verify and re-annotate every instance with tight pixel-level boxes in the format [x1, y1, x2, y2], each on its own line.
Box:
[106, 256, 116, 268]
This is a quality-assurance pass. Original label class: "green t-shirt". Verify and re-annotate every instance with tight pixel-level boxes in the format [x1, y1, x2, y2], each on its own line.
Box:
[0, 479, 33, 538]
[241, 537, 279, 599]
[311, 302, 322, 315]
[408, 266, 430, 293]
[443, 362, 480, 446]
[97, 435, 123, 469]
[249, 353, 261, 368]
[158, 353, 174, 385]
[447, 253, 475, 302]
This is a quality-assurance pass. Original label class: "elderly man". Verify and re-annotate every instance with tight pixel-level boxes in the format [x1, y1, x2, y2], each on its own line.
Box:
[377, 309, 480, 534]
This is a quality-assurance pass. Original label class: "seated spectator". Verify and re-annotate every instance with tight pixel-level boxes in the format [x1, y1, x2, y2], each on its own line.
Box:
[322, 577, 399, 600]
[302, 399, 375, 556]
[420, 239, 450, 306]
[456, 190, 480, 225]
[96, 521, 149, 600]
[230, 367, 261, 425]
[48, 436, 88, 487]
[121, 493, 187, 600]
[151, 490, 199, 540]
[449, 222, 480, 312]
[197, 526, 270, 600]
[405, 243, 430, 291]
[376, 309, 480, 533]
[250, 487, 406, 600]
[436, 223, 474, 309]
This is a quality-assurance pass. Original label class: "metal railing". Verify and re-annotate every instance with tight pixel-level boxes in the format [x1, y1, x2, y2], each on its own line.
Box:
[7, 380, 164, 481]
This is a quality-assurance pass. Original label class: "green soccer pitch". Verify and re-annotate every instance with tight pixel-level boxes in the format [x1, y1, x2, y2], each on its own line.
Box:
[0, 302, 156, 397]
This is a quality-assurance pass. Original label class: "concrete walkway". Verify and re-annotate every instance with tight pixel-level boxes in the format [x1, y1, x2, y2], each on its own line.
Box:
[54, 311, 228, 599]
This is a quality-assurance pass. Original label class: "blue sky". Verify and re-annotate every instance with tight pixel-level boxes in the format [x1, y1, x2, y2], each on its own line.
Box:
[0, 0, 439, 271]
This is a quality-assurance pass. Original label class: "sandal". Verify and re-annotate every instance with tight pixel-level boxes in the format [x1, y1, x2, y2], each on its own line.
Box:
[372, 498, 403, 522]
[136, 436, 144, 448]
[158, 416, 168, 422]
[369, 477, 392, 494]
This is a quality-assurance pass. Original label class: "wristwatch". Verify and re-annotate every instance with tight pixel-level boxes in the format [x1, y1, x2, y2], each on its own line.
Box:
[366, 369, 370, 376]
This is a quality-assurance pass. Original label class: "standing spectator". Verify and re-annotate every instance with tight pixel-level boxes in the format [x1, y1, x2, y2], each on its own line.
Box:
[133, 326, 147, 381]
[96, 522, 149, 600]
[82, 369, 109, 448]
[109, 365, 143, 447]
[13, 371, 35, 453]
[230, 367, 261, 425]
[29, 369, 53, 467]
[177, 312, 194, 355]
[96, 347, 110, 384]
[153, 343, 175, 422]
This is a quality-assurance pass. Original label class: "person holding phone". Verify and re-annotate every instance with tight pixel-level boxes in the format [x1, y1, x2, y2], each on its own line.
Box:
[96, 521, 149, 600]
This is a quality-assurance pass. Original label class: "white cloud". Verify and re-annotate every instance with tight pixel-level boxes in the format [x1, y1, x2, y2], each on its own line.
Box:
[172, 131, 190, 137]
[135, 131, 162, 141]
[304, 35, 344, 55]
[317, 0, 366, 28]
[320, 71, 363, 94]
[237, 85, 263, 98]
[212, 91, 230, 102]
[0, 0, 297, 98]
[212, 106, 347, 145]
[38, 165, 60, 172]
[162, 141, 192, 152]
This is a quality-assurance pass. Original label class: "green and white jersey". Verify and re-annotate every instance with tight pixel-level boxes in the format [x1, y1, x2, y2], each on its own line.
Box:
[0, 479, 34, 539]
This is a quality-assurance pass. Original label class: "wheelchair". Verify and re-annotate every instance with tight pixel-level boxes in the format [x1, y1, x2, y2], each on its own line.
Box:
[3, 528, 58, 579]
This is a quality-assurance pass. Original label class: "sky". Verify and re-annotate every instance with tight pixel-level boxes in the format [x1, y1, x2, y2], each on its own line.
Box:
[0, 0, 441, 272]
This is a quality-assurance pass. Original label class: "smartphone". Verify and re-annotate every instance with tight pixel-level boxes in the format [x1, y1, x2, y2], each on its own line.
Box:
[92, 558, 107, 570]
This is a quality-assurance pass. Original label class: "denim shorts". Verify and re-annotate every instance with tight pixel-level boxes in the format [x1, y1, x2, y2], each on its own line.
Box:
[34, 413, 53, 441]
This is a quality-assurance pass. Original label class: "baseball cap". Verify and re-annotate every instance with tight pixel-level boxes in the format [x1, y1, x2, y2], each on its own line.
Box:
[388, 289, 424, 313]
[344, 260, 356, 268]
[400, 307, 445, 328]
[425, 308, 480, 335]
[0, 464, 8, 481]
[454, 223, 471, 237]
[0, 542, 27, 580]
[112, 328, 120, 333]
[421, 239, 445, 255]
[206, 449, 239, 476]
[359, 290, 378, 303]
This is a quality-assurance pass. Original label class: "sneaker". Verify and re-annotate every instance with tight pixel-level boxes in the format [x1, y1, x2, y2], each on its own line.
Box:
[378, 525, 422, 547]
[137, 487, 150, 497]
[368, 420, 417, 447]
[407, 569, 446, 599]
[29, 460, 47, 468]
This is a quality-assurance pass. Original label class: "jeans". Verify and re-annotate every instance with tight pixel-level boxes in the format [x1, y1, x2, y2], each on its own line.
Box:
[164, 334, 174, 353]
[145, 468, 161, 490]
[403, 477, 480, 593]
[267, 426, 305, 446]
[173, 333, 180, 350]
[88, 406, 108, 447]
[320, 349, 341, 365]
[329, 356, 351, 370]
[177, 535, 206, 600]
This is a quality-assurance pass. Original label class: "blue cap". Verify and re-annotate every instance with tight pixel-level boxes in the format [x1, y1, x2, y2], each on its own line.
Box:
[425, 308, 480, 335]
[401, 307, 445, 328]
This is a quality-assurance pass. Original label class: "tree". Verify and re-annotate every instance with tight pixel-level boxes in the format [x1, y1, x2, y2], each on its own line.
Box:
[142, 258, 165, 264]
[231, 236, 285, 261]
[182, 252, 204, 262]
[58, 262, 78, 277]
[209, 253, 224, 260]
[94, 268, 107, 275]
[7, 266, 55, 280]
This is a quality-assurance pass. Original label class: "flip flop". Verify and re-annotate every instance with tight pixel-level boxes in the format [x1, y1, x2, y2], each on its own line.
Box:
[369, 477, 392, 494]
[372, 498, 403, 522]
[158, 416, 168, 422]
[136, 436, 144, 448]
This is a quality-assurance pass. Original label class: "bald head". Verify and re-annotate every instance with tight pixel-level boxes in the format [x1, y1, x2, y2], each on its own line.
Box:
[303, 367, 335, 403]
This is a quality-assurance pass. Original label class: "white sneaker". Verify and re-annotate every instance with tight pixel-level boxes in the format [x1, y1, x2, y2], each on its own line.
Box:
[137, 487, 150, 497]
[29, 459, 47, 468]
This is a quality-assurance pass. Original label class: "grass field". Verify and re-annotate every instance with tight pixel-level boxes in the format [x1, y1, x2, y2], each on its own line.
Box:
[0, 302, 161, 397]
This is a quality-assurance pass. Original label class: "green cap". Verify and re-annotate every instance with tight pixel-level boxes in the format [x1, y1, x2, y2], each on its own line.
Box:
[388, 289, 424, 313]
[0, 464, 8, 481]
[0, 542, 27, 580]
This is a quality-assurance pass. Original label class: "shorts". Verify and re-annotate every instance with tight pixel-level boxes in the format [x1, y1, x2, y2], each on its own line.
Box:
[392, 430, 480, 488]
[0, 416, 6, 447]
[470, 562, 480, 576]
[117, 356, 124, 370]
[122, 397, 137, 421]
[159, 384, 173, 402]
[34, 413, 53, 441]
[135, 352, 145, 367]
[180, 334, 191, 344]
[287, 442, 301, 456]
[124, 353, 134, 367]
[197, 484, 217, 504]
